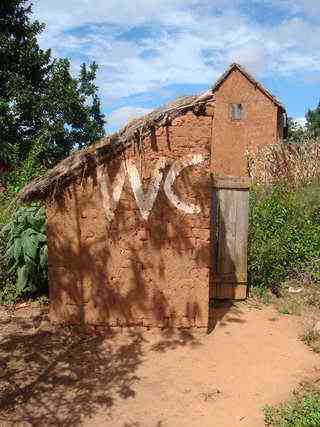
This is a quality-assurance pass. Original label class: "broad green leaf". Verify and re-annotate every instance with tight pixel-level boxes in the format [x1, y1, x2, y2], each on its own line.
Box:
[1, 223, 11, 234]
[8, 260, 19, 274]
[40, 245, 48, 268]
[16, 265, 29, 291]
[22, 235, 37, 260]
[37, 233, 47, 243]
[13, 238, 22, 260]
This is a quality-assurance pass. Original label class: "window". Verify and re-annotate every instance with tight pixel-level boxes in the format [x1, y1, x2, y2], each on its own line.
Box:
[229, 103, 243, 120]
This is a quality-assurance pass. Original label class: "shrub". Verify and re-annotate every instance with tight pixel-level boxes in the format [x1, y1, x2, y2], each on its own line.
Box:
[2, 137, 47, 195]
[248, 183, 320, 290]
[1, 203, 48, 297]
[0, 137, 49, 304]
[0, 234, 17, 305]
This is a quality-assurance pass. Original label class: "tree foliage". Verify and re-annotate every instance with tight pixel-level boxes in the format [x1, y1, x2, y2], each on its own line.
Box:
[286, 117, 307, 144]
[0, 1, 106, 303]
[0, 0, 105, 166]
[306, 102, 320, 138]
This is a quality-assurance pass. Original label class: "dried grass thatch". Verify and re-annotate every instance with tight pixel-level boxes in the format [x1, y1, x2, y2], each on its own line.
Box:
[19, 90, 214, 203]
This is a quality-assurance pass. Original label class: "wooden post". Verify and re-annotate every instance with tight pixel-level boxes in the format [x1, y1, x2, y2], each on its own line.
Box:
[212, 176, 250, 300]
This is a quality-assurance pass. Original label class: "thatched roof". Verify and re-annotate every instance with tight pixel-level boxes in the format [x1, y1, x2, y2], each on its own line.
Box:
[19, 90, 214, 203]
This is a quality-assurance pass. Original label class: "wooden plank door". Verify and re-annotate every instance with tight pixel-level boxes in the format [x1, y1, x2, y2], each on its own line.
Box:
[212, 176, 250, 299]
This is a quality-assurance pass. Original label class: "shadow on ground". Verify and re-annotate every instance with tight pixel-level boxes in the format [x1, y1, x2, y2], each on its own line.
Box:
[209, 300, 246, 331]
[0, 313, 202, 426]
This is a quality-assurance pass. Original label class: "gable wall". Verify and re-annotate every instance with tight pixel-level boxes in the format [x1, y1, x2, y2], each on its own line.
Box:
[211, 69, 279, 176]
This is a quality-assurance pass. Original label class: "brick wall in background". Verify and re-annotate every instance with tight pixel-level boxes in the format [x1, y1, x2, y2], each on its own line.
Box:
[211, 68, 279, 176]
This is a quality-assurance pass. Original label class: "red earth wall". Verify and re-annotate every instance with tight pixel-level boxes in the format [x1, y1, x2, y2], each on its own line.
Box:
[47, 111, 214, 327]
[211, 69, 280, 176]
[47, 70, 281, 327]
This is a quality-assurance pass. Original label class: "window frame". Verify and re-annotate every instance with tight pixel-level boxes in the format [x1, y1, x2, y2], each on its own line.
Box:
[229, 103, 243, 121]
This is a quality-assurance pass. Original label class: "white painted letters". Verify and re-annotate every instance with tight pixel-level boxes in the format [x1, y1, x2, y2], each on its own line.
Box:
[97, 163, 126, 221]
[164, 154, 204, 215]
[98, 154, 206, 221]
[126, 158, 166, 221]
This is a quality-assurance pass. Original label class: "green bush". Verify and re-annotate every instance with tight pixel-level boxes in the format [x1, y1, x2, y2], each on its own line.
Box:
[248, 183, 320, 290]
[1, 203, 48, 297]
[264, 392, 320, 426]
[0, 136, 49, 304]
[0, 234, 17, 305]
[2, 137, 47, 195]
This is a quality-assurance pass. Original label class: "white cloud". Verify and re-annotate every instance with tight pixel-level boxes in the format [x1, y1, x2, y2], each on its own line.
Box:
[107, 106, 152, 131]
[293, 117, 307, 128]
[30, 0, 320, 116]
[226, 41, 269, 74]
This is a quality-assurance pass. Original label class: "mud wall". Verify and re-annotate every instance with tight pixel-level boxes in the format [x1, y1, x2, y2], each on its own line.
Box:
[47, 111, 214, 327]
[46, 71, 283, 328]
[211, 68, 279, 176]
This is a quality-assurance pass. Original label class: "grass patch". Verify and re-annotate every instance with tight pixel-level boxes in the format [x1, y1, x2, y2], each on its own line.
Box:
[264, 378, 320, 426]
[249, 259, 320, 311]
[264, 391, 320, 426]
[248, 286, 272, 306]
[302, 327, 320, 354]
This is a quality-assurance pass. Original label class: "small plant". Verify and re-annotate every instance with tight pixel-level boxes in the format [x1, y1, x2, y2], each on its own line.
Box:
[303, 329, 320, 346]
[279, 306, 290, 315]
[0, 279, 20, 306]
[249, 286, 272, 304]
[34, 294, 49, 307]
[264, 391, 320, 426]
[302, 328, 320, 353]
[305, 258, 320, 284]
[1, 203, 48, 297]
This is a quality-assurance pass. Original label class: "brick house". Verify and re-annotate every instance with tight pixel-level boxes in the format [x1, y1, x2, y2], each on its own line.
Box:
[20, 63, 287, 328]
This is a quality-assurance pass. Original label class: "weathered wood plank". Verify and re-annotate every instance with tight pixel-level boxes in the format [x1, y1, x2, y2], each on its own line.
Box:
[212, 175, 251, 189]
[212, 178, 249, 300]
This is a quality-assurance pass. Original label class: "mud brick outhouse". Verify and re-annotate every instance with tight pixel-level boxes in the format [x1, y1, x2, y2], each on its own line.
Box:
[20, 64, 287, 328]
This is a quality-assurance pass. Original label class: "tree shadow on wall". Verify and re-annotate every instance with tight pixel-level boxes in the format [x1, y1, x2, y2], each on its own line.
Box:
[49, 128, 245, 329]
[50, 150, 213, 328]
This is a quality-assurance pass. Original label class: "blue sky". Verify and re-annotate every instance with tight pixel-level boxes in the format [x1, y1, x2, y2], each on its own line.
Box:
[31, 0, 320, 132]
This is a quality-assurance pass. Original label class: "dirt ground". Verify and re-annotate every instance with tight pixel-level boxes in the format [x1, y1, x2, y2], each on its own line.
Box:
[0, 301, 319, 427]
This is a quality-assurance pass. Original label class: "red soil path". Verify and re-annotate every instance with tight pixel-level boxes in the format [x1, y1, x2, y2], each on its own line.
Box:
[0, 303, 318, 426]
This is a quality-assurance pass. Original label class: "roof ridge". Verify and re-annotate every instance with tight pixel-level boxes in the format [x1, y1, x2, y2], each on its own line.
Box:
[212, 63, 285, 110]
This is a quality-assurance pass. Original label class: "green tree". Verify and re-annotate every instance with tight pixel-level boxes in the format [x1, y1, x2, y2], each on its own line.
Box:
[286, 117, 307, 144]
[0, 0, 105, 166]
[306, 102, 320, 138]
[0, 143, 13, 164]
